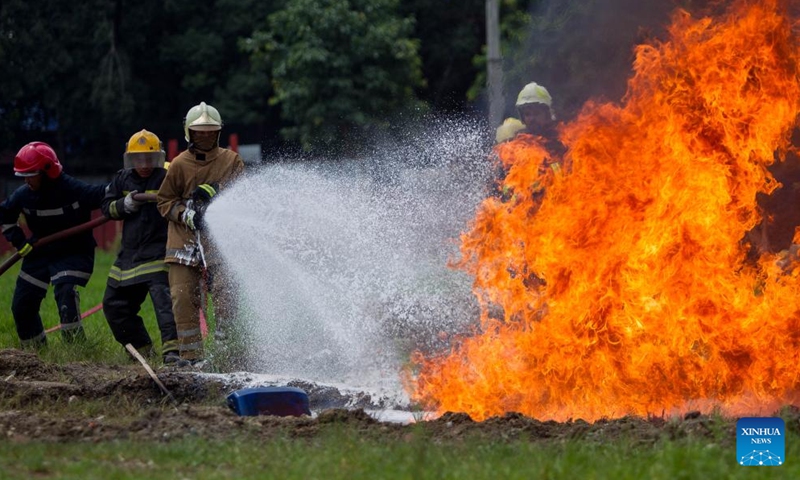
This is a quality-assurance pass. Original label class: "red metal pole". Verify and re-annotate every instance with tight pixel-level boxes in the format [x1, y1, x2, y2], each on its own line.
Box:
[228, 133, 239, 153]
[167, 139, 179, 161]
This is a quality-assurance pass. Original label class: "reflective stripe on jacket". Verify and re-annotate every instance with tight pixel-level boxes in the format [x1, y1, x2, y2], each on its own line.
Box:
[102, 168, 169, 287]
[157, 147, 244, 266]
[0, 174, 106, 258]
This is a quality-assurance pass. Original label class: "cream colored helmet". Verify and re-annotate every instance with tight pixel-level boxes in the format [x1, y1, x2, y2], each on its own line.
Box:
[494, 118, 525, 144]
[515, 82, 556, 121]
[183, 101, 223, 142]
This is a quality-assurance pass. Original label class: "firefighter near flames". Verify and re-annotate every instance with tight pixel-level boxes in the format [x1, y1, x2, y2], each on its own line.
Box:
[409, 0, 800, 422]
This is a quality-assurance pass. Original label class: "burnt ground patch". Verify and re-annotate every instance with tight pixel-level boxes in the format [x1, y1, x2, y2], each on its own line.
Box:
[2, 348, 798, 444]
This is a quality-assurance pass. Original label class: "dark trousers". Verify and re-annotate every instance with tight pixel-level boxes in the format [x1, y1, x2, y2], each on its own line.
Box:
[103, 275, 178, 354]
[11, 253, 93, 346]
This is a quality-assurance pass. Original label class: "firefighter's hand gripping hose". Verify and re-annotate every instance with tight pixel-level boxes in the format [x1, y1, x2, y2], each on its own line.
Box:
[0, 216, 110, 277]
[192, 183, 218, 204]
[181, 207, 199, 231]
[123, 190, 146, 213]
[0, 193, 151, 277]
[181, 200, 207, 267]
[182, 192, 214, 232]
[17, 241, 33, 257]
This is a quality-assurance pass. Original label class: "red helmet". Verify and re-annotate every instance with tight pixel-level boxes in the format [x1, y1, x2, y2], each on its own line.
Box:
[14, 142, 63, 179]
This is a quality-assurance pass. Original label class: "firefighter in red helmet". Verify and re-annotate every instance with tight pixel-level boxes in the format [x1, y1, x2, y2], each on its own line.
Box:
[0, 142, 106, 348]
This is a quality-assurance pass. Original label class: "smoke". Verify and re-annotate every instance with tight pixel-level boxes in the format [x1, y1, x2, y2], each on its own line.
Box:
[205, 114, 492, 389]
[507, 0, 713, 119]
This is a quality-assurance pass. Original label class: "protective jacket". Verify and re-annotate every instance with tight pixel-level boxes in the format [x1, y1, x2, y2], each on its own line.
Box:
[101, 168, 169, 287]
[1, 174, 106, 258]
[157, 146, 244, 267]
[493, 133, 567, 203]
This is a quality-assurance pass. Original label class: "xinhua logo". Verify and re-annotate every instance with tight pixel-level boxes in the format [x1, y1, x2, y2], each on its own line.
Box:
[737, 417, 785, 466]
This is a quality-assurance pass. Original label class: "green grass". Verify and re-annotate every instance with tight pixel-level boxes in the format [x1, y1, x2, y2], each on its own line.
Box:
[1, 427, 798, 480]
[0, 249, 209, 363]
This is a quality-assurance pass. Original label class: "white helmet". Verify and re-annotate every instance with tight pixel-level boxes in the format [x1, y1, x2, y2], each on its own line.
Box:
[183, 101, 223, 142]
[515, 82, 555, 120]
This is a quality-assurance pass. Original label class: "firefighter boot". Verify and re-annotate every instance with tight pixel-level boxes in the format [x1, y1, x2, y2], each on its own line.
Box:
[20, 332, 48, 350]
[163, 350, 182, 366]
[56, 285, 85, 344]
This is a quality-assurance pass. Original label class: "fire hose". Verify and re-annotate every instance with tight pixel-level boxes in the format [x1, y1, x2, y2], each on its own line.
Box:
[0, 192, 157, 277]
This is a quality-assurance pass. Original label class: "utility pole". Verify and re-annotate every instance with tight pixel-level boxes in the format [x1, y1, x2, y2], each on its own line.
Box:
[486, 0, 504, 128]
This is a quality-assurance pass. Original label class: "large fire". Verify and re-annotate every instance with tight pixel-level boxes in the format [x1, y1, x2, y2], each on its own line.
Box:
[410, 0, 800, 422]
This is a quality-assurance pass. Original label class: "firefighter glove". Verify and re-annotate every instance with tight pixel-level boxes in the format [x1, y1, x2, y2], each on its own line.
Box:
[182, 207, 198, 231]
[192, 183, 219, 205]
[123, 190, 145, 214]
[17, 242, 33, 257]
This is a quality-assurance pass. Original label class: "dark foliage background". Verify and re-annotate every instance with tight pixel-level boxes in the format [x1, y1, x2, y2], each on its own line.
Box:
[0, 0, 709, 174]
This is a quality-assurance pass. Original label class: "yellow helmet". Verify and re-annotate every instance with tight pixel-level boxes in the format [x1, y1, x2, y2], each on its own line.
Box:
[516, 82, 556, 120]
[495, 118, 525, 144]
[124, 129, 166, 169]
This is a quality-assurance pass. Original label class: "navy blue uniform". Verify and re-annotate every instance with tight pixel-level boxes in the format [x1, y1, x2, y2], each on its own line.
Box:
[101, 168, 177, 357]
[0, 174, 106, 346]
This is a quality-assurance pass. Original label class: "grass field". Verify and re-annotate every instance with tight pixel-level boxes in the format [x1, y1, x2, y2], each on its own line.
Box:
[2, 430, 797, 480]
[0, 249, 215, 363]
[1, 424, 798, 479]
[2, 250, 799, 479]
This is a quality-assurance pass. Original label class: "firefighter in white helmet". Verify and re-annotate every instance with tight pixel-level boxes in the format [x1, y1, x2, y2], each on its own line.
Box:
[506, 83, 566, 293]
[156, 102, 245, 368]
[101, 130, 179, 364]
[489, 83, 564, 200]
[514, 81, 566, 173]
[515, 82, 557, 137]
[494, 117, 525, 145]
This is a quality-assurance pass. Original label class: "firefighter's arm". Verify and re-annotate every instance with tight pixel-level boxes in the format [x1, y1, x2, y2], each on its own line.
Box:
[79, 179, 109, 211]
[0, 193, 33, 256]
[101, 173, 128, 220]
[157, 167, 188, 224]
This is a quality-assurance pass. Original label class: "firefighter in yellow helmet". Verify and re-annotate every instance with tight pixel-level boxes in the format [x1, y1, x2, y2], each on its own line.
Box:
[157, 102, 245, 369]
[495, 117, 525, 145]
[101, 130, 179, 364]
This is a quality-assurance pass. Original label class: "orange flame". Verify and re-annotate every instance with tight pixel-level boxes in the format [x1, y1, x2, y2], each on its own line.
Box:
[410, 0, 800, 422]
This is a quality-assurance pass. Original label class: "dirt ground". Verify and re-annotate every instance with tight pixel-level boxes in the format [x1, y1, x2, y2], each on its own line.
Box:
[1, 348, 796, 445]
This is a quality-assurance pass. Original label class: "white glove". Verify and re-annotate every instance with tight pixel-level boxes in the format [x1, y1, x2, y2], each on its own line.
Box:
[123, 191, 145, 213]
[181, 208, 197, 231]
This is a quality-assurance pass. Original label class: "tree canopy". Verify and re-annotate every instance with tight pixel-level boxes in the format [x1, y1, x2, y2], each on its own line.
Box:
[0, 0, 709, 171]
[244, 0, 424, 153]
